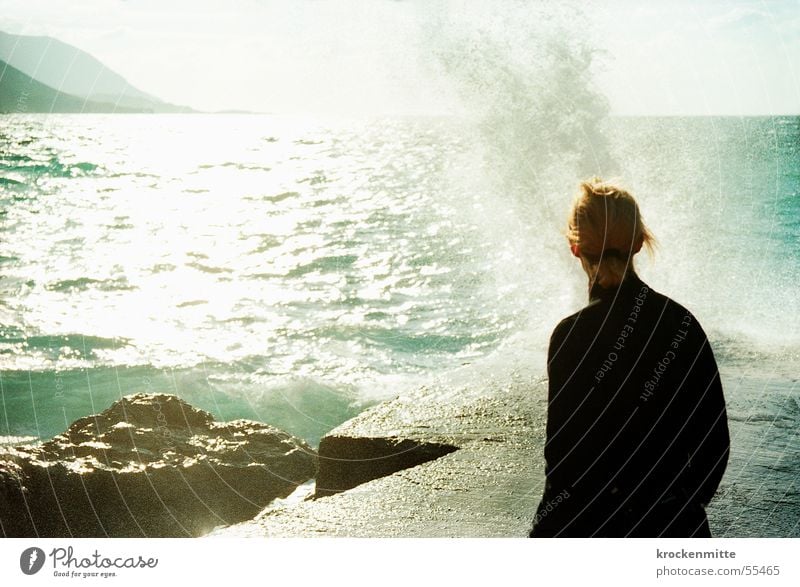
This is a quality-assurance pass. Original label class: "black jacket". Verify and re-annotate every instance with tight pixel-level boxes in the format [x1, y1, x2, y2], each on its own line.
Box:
[530, 273, 729, 537]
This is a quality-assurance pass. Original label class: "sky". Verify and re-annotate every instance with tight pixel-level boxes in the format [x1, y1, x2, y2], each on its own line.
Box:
[0, 0, 798, 115]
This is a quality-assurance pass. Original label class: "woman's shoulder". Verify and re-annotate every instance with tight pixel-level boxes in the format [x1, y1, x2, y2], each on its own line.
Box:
[549, 310, 582, 343]
[623, 281, 715, 357]
[640, 282, 709, 336]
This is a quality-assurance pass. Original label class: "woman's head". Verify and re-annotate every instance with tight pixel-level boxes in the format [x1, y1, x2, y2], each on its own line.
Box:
[567, 178, 655, 288]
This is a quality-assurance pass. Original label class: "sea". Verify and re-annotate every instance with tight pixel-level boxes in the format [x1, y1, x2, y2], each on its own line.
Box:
[0, 111, 798, 535]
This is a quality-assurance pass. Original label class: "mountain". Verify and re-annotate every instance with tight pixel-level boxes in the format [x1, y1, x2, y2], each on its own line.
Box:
[0, 30, 192, 113]
[0, 59, 151, 113]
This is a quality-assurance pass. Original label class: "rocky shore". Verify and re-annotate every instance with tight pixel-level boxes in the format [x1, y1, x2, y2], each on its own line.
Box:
[210, 371, 797, 538]
[0, 393, 317, 537]
[212, 375, 551, 537]
[3, 373, 795, 538]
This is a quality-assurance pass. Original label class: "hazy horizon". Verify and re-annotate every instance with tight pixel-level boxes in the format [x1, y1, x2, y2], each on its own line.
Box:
[1, 0, 798, 116]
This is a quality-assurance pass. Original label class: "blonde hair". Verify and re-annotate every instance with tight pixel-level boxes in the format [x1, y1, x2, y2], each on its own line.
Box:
[567, 178, 655, 288]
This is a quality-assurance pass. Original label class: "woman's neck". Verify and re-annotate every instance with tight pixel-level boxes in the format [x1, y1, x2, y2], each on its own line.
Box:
[588, 270, 640, 301]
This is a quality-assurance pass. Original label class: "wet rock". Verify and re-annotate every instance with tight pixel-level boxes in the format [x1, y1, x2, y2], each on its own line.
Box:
[212, 376, 551, 537]
[0, 393, 317, 537]
[211, 370, 780, 538]
[316, 436, 458, 497]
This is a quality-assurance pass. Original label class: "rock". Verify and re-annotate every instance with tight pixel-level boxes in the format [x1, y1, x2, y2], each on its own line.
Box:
[212, 375, 550, 537]
[316, 436, 458, 497]
[0, 393, 317, 537]
[210, 369, 784, 538]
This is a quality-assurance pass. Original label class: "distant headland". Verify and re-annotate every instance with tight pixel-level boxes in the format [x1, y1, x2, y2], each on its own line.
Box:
[0, 30, 194, 114]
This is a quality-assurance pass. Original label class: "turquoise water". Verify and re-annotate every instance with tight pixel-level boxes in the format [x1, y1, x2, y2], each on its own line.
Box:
[1, 114, 798, 447]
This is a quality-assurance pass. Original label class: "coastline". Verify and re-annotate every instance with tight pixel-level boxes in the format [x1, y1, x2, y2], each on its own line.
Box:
[212, 372, 549, 537]
[1, 367, 796, 537]
[211, 368, 798, 538]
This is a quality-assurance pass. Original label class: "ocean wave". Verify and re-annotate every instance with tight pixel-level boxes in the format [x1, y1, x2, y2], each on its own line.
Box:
[0, 333, 130, 352]
[45, 277, 136, 292]
[107, 171, 159, 179]
[0, 176, 26, 188]
[196, 162, 271, 171]
[176, 299, 208, 308]
[150, 263, 177, 273]
[186, 261, 233, 274]
[263, 191, 299, 203]
[248, 234, 282, 254]
[0, 156, 99, 178]
[285, 254, 359, 277]
[306, 321, 499, 356]
[0, 364, 370, 447]
[299, 172, 330, 185]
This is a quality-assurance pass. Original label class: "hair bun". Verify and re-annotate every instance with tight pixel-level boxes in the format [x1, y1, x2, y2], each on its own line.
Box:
[567, 179, 655, 287]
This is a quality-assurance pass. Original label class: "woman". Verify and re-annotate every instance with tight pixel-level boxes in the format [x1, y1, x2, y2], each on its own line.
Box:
[529, 179, 729, 537]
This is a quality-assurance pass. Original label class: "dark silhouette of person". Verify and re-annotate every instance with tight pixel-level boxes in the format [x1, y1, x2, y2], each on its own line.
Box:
[529, 179, 729, 537]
